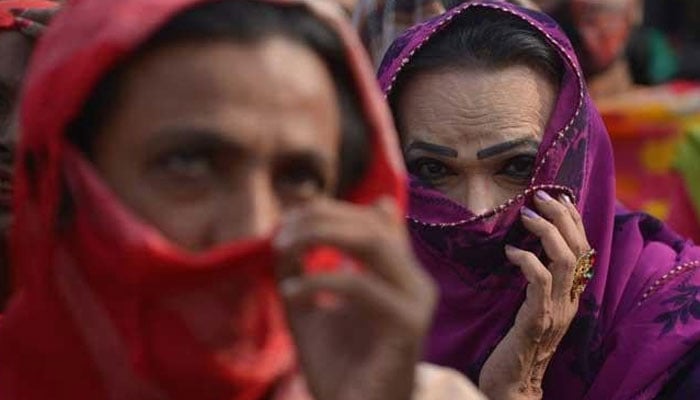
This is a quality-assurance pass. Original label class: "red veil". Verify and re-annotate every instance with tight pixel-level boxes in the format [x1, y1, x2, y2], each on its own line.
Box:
[0, 0, 406, 399]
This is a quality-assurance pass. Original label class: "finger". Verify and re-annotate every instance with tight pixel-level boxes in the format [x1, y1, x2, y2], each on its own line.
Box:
[14, 17, 45, 38]
[533, 190, 589, 256]
[520, 207, 576, 300]
[280, 273, 403, 321]
[12, 7, 60, 25]
[505, 245, 552, 336]
[520, 206, 576, 269]
[558, 193, 587, 239]
[273, 198, 422, 293]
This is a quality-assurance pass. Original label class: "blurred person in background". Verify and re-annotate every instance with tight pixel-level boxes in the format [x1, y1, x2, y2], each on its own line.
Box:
[535, 0, 700, 242]
[0, 0, 492, 399]
[350, 0, 446, 66]
[0, 0, 60, 309]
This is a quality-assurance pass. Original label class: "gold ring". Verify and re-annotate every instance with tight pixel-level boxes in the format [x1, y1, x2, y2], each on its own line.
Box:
[571, 249, 596, 301]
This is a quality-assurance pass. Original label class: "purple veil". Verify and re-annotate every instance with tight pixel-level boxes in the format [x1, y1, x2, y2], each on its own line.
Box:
[378, 1, 700, 398]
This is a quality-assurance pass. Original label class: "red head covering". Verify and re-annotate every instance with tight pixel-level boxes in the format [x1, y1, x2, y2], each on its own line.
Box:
[0, 0, 55, 29]
[0, 0, 405, 399]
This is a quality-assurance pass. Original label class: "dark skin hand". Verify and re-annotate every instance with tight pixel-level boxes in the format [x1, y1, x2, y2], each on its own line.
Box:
[274, 198, 437, 400]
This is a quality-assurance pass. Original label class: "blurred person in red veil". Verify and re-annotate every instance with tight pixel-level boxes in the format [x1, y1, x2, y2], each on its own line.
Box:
[0, 0, 60, 309]
[0, 0, 488, 399]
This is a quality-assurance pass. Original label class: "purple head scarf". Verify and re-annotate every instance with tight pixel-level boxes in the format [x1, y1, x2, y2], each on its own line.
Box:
[378, 1, 700, 398]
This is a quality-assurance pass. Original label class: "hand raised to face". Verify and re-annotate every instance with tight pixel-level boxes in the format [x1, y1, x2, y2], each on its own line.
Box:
[274, 198, 437, 400]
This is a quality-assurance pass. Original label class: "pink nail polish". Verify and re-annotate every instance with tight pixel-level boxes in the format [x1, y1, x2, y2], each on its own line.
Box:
[535, 190, 553, 202]
[521, 206, 539, 219]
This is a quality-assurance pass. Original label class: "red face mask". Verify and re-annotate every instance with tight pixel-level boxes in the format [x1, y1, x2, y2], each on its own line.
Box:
[570, 0, 635, 73]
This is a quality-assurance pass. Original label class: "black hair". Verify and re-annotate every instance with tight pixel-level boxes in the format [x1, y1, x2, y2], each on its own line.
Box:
[389, 8, 564, 127]
[67, 0, 369, 196]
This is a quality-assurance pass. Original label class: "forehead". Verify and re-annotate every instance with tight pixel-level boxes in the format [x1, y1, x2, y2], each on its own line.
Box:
[105, 37, 341, 154]
[0, 30, 32, 89]
[397, 65, 555, 147]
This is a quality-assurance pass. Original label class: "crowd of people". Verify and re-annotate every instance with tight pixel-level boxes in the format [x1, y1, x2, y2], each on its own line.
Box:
[0, 0, 698, 399]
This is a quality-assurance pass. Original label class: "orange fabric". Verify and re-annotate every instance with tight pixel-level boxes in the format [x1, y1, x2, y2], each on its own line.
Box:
[0, 0, 55, 29]
[0, 0, 406, 399]
[599, 81, 700, 242]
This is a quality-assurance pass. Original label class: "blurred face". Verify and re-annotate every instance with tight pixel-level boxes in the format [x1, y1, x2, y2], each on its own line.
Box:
[396, 65, 556, 214]
[356, 0, 445, 64]
[0, 30, 32, 235]
[93, 38, 341, 252]
[553, 0, 638, 76]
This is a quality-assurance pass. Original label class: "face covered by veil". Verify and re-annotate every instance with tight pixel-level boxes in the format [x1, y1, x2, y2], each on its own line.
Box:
[379, 1, 700, 398]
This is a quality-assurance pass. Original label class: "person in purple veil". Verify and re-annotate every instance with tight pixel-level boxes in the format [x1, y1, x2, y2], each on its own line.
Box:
[378, 1, 700, 398]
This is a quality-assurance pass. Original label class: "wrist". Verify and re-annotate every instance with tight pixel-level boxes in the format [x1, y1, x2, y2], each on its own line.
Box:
[479, 379, 543, 400]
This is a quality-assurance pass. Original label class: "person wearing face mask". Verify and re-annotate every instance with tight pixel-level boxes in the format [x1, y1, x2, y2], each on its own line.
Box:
[379, 1, 700, 398]
[534, 0, 700, 243]
[0, 0, 59, 309]
[0, 0, 493, 399]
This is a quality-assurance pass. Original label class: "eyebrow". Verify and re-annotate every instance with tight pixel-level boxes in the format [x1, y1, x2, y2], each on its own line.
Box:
[404, 140, 459, 158]
[476, 138, 540, 160]
[148, 126, 333, 167]
[148, 127, 244, 155]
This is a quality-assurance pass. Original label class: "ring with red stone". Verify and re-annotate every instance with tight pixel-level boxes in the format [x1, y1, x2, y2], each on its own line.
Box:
[571, 248, 596, 301]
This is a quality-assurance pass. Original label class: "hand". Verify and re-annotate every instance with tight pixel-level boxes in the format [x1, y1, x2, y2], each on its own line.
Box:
[274, 198, 437, 400]
[479, 191, 591, 400]
[10, 5, 61, 38]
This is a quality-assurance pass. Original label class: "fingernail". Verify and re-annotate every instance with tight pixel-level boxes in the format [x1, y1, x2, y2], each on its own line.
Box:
[280, 278, 302, 296]
[521, 206, 540, 219]
[535, 190, 553, 202]
[505, 244, 516, 253]
[560, 194, 573, 205]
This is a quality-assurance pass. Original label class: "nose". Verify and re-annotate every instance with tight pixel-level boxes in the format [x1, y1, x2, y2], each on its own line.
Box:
[215, 173, 280, 243]
[457, 176, 499, 216]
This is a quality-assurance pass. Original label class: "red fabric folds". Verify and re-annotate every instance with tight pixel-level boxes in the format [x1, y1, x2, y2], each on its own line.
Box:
[0, 0, 406, 399]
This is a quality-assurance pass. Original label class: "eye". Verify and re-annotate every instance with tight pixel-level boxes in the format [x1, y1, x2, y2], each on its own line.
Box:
[156, 148, 215, 181]
[274, 159, 328, 201]
[407, 157, 454, 183]
[498, 155, 536, 183]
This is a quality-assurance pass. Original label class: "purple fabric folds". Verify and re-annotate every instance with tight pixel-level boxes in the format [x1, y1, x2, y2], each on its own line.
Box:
[378, 1, 700, 399]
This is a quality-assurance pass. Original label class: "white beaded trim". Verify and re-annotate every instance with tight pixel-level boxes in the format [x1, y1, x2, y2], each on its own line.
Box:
[408, 184, 575, 227]
[638, 260, 700, 305]
[384, 2, 587, 228]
